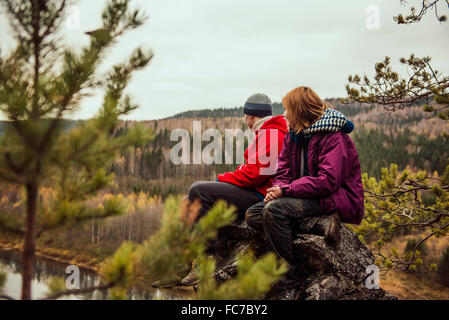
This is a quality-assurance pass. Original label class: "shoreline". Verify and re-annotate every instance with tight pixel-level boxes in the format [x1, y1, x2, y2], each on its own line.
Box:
[0, 237, 196, 298]
[0, 237, 101, 273]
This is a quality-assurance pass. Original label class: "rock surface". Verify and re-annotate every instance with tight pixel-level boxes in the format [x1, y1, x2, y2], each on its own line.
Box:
[212, 219, 396, 300]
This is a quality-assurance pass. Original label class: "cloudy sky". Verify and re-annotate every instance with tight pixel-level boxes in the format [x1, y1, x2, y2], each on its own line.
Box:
[0, 0, 448, 120]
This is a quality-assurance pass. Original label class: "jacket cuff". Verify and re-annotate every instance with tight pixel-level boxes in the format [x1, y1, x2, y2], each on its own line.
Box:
[281, 186, 286, 195]
[281, 185, 292, 196]
[274, 181, 288, 188]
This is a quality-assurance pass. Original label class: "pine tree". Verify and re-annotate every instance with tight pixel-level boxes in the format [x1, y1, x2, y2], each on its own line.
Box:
[0, 0, 153, 299]
[345, 2, 449, 271]
[0, 0, 286, 300]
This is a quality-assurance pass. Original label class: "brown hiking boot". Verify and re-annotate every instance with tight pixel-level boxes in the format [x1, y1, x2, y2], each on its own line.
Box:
[180, 270, 199, 286]
[151, 263, 191, 288]
[314, 213, 341, 246]
[327, 213, 341, 245]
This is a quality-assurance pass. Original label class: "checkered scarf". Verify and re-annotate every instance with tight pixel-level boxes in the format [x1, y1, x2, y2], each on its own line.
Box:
[303, 108, 354, 134]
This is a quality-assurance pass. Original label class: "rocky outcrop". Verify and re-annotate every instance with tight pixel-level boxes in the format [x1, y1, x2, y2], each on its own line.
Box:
[211, 219, 396, 300]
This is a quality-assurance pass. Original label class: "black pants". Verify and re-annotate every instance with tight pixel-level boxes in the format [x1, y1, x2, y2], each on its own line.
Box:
[188, 181, 262, 222]
[245, 197, 320, 266]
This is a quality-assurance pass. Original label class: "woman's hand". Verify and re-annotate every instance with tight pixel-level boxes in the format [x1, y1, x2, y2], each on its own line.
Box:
[264, 186, 283, 203]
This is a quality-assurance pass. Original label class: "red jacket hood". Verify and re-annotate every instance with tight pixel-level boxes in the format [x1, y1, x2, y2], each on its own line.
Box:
[257, 115, 288, 134]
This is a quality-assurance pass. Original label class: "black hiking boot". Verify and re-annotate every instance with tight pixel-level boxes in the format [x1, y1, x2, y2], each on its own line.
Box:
[271, 265, 299, 293]
[274, 287, 299, 300]
[314, 213, 341, 246]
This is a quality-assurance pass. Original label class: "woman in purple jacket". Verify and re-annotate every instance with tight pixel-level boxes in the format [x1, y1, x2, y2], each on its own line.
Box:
[245, 86, 364, 286]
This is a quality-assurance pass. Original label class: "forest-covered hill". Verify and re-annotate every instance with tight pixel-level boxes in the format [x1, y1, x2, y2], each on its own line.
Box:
[168, 102, 285, 118]
[1, 101, 446, 197]
[105, 101, 449, 197]
[167, 99, 374, 119]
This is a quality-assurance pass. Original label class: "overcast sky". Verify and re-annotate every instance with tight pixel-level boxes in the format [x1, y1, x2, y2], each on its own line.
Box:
[0, 0, 448, 120]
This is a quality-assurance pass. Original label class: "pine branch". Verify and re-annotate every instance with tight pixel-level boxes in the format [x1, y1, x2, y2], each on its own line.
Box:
[39, 0, 67, 40]
[365, 184, 449, 198]
[346, 55, 449, 117]
[31, 0, 43, 119]
[394, 0, 448, 23]
[3, 0, 33, 36]
[359, 164, 449, 271]
[393, 223, 449, 270]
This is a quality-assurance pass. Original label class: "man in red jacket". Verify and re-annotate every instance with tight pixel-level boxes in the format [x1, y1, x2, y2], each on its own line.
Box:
[176, 94, 287, 286]
[187, 93, 288, 224]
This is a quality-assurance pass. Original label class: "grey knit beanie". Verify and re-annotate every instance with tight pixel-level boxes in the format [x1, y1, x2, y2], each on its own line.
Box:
[243, 93, 272, 117]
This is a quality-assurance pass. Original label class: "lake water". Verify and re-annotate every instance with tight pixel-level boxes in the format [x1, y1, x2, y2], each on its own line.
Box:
[0, 250, 193, 300]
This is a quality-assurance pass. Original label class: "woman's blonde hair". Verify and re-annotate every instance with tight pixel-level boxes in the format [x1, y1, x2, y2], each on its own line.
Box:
[282, 86, 327, 134]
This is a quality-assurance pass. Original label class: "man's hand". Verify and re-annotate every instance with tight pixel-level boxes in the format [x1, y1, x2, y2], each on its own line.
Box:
[264, 186, 283, 203]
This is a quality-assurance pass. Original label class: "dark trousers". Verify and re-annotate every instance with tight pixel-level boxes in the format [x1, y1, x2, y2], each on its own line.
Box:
[245, 197, 320, 266]
[188, 181, 262, 255]
[188, 181, 262, 222]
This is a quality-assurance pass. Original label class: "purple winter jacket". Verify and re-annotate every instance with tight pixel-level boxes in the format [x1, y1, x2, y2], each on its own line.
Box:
[273, 130, 364, 225]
